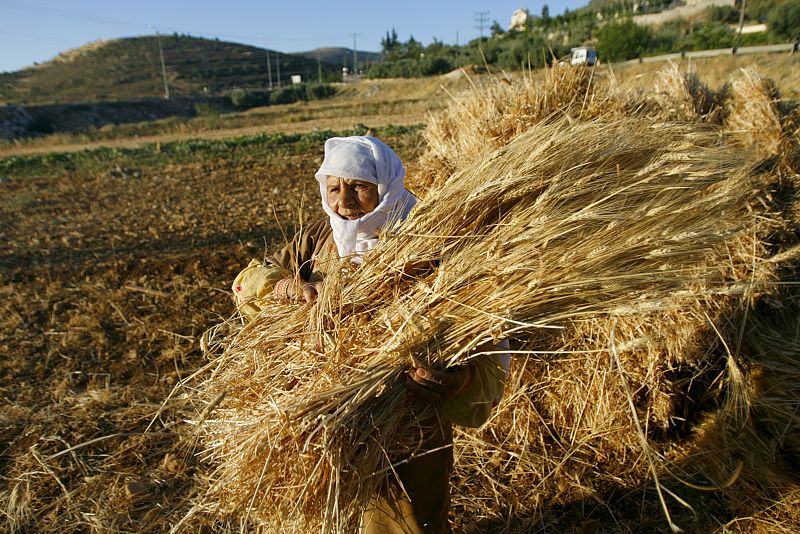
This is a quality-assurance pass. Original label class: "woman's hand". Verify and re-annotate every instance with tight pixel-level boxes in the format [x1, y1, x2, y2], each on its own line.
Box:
[405, 365, 472, 402]
[299, 281, 324, 303]
[277, 279, 324, 303]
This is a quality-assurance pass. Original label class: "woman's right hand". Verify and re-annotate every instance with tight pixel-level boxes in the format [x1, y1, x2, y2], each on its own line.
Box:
[405, 366, 473, 402]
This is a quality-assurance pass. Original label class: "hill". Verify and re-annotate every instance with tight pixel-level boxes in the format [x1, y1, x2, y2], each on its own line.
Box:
[0, 35, 338, 105]
[293, 47, 383, 69]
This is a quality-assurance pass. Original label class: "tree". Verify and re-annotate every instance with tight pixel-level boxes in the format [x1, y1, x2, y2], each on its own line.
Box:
[541, 4, 551, 28]
[381, 28, 401, 59]
[497, 33, 548, 69]
[405, 35, 423, 58]
[596, 19, 652, 61]
[491, 20, 506, 37]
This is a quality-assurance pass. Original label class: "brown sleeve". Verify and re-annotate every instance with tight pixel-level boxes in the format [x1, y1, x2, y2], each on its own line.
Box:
[440, 353, 506, 428]
[268, 218, 332, 282]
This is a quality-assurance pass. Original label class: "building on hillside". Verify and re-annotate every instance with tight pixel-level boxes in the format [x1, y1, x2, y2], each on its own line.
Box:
[510, 8, 530, 31]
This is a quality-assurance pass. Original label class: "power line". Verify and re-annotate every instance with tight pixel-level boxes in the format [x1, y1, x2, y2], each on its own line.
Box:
[1, 29, 89, 45]
[0, 1, 353, 48]
[0, 0, 148, 30]
[474, 10, 490, 41]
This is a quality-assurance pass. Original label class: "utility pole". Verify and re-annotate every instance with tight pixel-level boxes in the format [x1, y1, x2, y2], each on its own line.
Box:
[735, 0, 747, 51]
[317, 50, 323, 84]
[348, 33, 361, 80]
[152, 28, 170, 99]
[260, 35, 273, 90]
[267, 48, 273, 89]
[276, 52, 281, 87]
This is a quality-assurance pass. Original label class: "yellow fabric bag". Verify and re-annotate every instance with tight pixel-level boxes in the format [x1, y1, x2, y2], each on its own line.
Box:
[231, 259, 289, 319]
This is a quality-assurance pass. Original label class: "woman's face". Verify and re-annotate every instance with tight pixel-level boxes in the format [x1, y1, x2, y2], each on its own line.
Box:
[326, 176, 379, 220]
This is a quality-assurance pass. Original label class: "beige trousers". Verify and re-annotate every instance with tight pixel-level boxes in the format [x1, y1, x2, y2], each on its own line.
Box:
[361, 420, 454, 534]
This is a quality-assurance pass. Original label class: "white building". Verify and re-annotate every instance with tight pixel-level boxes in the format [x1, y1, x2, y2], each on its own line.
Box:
[510, 8, 529, 31]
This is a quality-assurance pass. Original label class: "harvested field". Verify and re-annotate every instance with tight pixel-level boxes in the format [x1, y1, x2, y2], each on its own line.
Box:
[0, 127, 421, 532]
[1, 62, 800, 534]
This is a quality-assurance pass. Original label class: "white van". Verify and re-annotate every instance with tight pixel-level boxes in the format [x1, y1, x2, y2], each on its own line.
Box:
[570, 47, 598, 66]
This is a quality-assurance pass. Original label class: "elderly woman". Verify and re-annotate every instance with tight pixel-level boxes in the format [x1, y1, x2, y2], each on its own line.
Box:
[232, 136, 506, 534]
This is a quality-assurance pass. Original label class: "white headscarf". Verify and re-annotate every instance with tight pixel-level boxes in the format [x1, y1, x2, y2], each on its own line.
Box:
[315, 136, 416, 258]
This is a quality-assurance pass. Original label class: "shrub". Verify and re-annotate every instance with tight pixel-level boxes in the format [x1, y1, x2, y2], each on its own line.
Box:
[194, 102, 219, 117]
[678, 21, 735, 51]
[706, 4, 740, 24]
[305, 83, 336, 100]
[270, 85, 305, 105]
[229, 89, 270, 109]
[419, 56, 454, 76]
[365, 58, 422, 78]
[768, 1, 800, 40]
[650, 18, 689, 53]
[26, 115, 54, 135]
[496, 35, 548, 70]
[596, 19, 652, 61]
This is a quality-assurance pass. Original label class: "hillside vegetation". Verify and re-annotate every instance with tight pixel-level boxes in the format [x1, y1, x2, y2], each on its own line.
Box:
[0, 35, 340, 105]
[366, 0, 799, 77]
[292, 47, 382, 69]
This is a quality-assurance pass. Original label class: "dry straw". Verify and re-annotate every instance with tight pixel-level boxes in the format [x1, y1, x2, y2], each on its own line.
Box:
[725, 66, 785, 160]
[185, 108, 788, 531]
[653, 62, 728, 124]
[413, 66, 629, 194]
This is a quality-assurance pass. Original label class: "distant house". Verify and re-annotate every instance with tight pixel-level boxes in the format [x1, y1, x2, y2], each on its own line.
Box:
[510, 8, 530, 31]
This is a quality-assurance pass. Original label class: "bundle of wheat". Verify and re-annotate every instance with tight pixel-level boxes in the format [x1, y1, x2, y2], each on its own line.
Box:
[185, 116, 775, 532]
[723, 66, 800, 272]
[414, 63, 734, 198]
[652, 62, 727, 124]
[435, 66, 800, 532]
[412, 66, 628, 195]
[725, 67, 785, 160]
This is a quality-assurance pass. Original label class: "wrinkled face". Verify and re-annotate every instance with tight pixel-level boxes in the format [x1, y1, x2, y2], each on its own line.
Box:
[325, 176, 379, 220]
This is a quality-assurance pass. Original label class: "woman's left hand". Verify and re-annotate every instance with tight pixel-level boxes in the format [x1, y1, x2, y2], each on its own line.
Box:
[405, 366, 472, 402]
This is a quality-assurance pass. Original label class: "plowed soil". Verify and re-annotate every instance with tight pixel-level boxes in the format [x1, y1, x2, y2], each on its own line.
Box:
[0, 132, 420, 531]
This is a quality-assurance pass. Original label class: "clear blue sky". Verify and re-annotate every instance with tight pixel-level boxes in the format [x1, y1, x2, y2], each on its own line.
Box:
[0, 0, 589, 72]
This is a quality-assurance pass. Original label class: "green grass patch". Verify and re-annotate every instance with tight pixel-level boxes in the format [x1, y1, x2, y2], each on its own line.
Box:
[0, 124, 424, 179]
